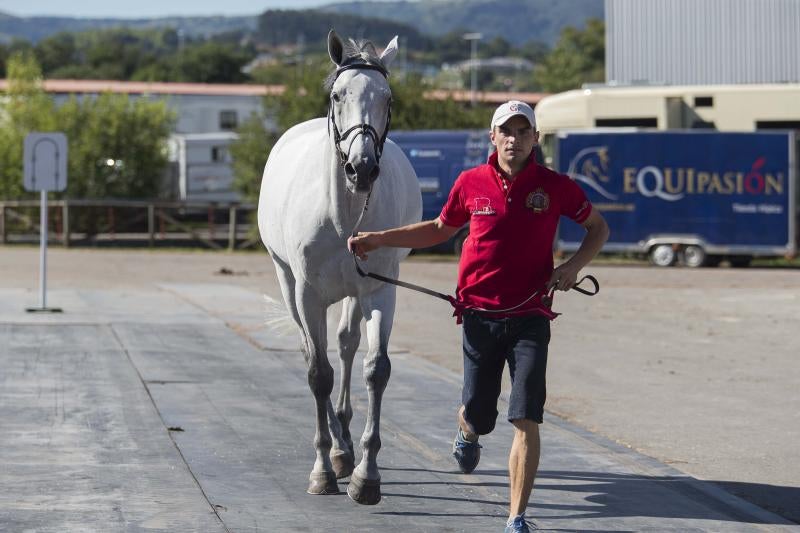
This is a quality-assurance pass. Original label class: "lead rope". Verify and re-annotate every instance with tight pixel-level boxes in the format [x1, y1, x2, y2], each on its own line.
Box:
[349, 196, 600, 315]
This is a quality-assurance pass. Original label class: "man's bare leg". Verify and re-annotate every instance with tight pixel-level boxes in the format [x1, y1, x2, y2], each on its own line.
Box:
[508, 419, 540, 519]
[458, 405, 479, 441]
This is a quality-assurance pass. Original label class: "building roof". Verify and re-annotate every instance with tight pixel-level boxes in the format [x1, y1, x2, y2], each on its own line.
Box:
[423, 90, 549, 106]
[0, 79, 285, 97]
[0, 78, 548, 105]
[448, 57, 535, 72]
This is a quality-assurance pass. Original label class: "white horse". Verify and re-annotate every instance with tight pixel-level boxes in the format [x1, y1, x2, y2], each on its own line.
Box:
[258, 31, 422, 504]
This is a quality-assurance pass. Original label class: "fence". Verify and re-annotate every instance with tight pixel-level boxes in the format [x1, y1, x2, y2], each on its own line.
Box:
[0, 199, 259, 251]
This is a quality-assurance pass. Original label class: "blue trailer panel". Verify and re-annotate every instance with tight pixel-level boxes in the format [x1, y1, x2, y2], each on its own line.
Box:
[389, 130, 489, 221]
[555, 131, 797, 265]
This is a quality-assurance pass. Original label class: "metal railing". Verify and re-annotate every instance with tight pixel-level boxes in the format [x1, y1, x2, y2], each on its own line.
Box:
[0, 199, 259, 251]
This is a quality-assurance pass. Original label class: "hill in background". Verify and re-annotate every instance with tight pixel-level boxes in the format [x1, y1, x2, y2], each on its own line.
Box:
[0, 12, 256, 43]
[0, 0, 603, 47]
[322, 0, 604, 45]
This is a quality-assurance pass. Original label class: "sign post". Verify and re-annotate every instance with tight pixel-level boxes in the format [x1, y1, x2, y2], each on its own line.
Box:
[23, 132, 68, 313]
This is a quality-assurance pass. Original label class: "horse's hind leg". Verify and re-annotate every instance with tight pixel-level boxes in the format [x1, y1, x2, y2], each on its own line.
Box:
[330, 296, 362, 479]
[348, 285, 395, 505]
[295, 283, 339, 495]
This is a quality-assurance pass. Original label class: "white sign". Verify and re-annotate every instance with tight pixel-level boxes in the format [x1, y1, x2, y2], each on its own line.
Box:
[24, 132, 68, 192]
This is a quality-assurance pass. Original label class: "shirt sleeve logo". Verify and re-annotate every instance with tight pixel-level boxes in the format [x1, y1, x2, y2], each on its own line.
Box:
[575, 200, 589, 218]
[470, 197, 497, 215]
[525, 188, 550, 213]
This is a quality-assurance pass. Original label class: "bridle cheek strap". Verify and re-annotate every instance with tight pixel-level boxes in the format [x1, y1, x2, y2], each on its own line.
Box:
[327, 62, 392, 166]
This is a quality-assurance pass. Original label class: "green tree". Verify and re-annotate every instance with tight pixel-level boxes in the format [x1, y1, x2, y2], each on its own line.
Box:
[0, 53, 175, 200]
[480, 37, 512, 59]
[424, 29, 473, 64]
[0, 44, 8, 77]
[0, 52, 56, 199]
[175, 41, 252, 84]
[391, 75, 486, 130]
[534, 18, 605, 93]
[16, 27, 255, 84]
[518, 40, 550, 64]
[230, 113, 272, 202]
[34, 32, 78, 74]
[56, 94, 174, 199]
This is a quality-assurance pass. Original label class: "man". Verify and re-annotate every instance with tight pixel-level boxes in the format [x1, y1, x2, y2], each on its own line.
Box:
[348, 100, 609, 532]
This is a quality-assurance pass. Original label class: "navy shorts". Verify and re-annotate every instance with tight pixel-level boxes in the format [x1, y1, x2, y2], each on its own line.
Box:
[461, 311, 551, 435]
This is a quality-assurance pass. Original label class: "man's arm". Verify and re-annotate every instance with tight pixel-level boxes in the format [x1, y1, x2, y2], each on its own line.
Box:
[348, 217, 460, 260]
[548, 208, 610, 291]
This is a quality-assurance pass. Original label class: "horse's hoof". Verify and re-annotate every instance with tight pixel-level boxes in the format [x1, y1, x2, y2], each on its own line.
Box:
[331, 451, 355, 479]
[307, 472, 339, 495]
[347, 473, 381, 505]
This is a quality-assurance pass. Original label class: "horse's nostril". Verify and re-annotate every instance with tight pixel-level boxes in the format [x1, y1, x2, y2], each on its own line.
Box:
[344, 162, 357, 178]
[369, 165, 380, 180]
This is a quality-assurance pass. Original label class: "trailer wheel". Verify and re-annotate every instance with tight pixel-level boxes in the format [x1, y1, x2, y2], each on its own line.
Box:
[649, 244, 677, 267]
[680, 245, 707, 268]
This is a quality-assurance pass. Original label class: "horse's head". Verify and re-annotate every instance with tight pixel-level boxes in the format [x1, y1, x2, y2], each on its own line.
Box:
[326, 30, 398, 193]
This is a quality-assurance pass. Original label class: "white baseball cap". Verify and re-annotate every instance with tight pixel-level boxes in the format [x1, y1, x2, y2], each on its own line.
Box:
[490, 100, 536, 130]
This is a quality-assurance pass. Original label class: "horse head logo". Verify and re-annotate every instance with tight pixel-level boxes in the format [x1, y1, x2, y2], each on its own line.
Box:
[566, 146, 618, 201]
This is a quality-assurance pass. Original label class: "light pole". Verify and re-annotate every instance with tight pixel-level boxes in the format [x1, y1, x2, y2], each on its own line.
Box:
[463, 32, 482, 106]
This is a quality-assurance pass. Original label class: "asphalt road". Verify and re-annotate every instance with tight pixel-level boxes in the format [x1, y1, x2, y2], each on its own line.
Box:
[2, 247, 798, 524]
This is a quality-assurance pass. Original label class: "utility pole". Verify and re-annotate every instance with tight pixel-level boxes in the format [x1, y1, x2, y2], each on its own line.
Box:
[463, 32, 482, 106]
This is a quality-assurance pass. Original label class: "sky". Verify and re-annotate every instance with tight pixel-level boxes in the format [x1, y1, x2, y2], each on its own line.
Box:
[0, 0, 401, 18]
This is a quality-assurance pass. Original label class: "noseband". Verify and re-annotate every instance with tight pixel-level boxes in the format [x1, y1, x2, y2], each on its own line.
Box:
[327, 62, 392, 168]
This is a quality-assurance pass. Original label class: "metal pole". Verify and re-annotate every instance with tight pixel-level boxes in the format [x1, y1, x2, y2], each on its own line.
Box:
[228, 206, 237, 252]
[463, 33, 482, 107]
[0, 204, 5, 245]
[39, 190, 47, 309]
[62, 201, 70, 248]
[148, 204, 155, 247]
[470, 38, 478, 106]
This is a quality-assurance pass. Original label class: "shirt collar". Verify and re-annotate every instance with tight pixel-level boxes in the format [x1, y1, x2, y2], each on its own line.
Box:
[487, 150, 538, 177]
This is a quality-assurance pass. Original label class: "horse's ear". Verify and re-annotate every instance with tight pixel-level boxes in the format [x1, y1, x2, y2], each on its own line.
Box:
[328, 30, 344, 66]
[380, 35, 399, 68]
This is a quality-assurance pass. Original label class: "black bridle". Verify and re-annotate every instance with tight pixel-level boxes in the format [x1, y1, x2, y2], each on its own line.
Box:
[327, 61, 392, 167]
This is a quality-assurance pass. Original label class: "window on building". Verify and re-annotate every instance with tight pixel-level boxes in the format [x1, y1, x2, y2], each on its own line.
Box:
[211, 146, 230, 163]
[694, 96, 714, 107]
[756, 120, 800, 130]
[219, 110, 238, 130]
[691, 120, 716, 129]
[595, 117, 658, 128]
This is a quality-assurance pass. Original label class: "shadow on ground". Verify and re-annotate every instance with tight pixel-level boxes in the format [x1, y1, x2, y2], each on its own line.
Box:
[376, 468, 798, 526]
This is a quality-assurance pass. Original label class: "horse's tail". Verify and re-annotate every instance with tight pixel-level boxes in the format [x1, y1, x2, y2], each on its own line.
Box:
[263, 294, 297, 337]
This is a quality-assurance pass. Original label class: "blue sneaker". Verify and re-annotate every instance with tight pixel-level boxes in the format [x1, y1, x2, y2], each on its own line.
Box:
[504, 514, 534, 532]
[452, 428, 481, 473]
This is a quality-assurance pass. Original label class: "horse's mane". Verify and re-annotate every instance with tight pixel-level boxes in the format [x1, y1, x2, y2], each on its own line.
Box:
[323, 38, 387, 91]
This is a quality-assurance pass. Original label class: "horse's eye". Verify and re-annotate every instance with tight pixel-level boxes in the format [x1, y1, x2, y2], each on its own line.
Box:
[332, 93, 341, 103]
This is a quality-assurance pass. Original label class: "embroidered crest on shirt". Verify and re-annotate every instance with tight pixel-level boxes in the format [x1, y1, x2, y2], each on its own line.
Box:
[525, 188, 550, 213]
[470, 197, 496, 216]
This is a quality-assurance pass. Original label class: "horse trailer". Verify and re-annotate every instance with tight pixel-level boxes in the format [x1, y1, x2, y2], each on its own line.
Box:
[555, 130, 799, 267]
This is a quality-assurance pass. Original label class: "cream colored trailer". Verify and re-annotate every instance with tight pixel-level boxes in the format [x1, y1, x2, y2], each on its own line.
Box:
[536, 84, 800, 136]
[535, 84, 800, 167]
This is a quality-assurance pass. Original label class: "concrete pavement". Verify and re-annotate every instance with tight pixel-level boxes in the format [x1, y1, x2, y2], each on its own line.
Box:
[0, 284, 795, 532]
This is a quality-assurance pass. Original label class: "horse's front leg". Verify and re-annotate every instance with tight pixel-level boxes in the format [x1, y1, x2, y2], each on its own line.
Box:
[348, 284, 396, 505]
[330, 296, 362, 479]
[295, 283, 339, 495]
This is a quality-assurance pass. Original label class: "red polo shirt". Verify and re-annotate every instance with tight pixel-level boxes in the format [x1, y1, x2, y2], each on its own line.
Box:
[439, 151, 592, 319]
